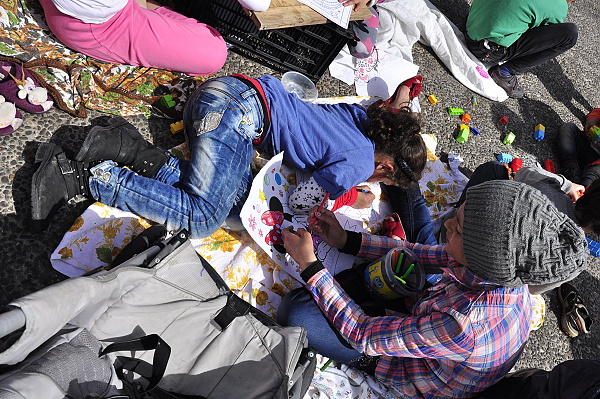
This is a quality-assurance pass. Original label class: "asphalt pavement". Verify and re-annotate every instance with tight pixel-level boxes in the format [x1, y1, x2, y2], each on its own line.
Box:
[1, 0, 599, 374]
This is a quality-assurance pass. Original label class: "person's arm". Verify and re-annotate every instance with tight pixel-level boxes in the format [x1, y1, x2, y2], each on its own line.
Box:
[515, 166, 572, 193]
[308, 208, 449, 269]
[283, 228, 474, 359]
[515, 166, 585, 202]
[309, 270, 475, 359]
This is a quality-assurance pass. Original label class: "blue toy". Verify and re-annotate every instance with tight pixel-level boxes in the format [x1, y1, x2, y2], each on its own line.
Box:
[586, 238, 600, 257]
[496, 153, 514, 164]
[471, 127, 481, 136]
[533, 124, 545, 141]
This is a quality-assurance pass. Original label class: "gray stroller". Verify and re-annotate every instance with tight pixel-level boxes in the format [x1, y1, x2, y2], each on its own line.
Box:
[0, 228, 315, 399]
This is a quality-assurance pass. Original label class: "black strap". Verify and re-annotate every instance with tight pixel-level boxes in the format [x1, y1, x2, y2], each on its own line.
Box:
[100, 334, 171, 392]
[100, 334, 206, 399]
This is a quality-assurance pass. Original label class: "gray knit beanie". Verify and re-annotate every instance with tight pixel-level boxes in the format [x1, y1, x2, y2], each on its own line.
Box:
[462, 180, 587, 287]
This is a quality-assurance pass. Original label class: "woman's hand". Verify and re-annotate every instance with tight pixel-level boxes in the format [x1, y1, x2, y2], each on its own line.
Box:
[309, 208, 348, 249]
[339, 0, 368, 11]
[568, 183, 586, 202]
[283, 227, 317, 271]
[352, 186, 376, 209]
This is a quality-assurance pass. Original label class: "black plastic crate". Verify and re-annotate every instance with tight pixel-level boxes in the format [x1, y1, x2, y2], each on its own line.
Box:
[174, 0, 352, 82]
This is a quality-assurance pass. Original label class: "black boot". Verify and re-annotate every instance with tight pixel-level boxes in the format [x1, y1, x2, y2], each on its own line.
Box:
[75, 116, 169, 178]
[31, 143, 90, 223]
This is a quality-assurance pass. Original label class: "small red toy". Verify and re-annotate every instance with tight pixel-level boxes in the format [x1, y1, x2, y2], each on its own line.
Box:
[499, 116, 509, 125]
[510, 158, 523, 173]
[543, 159, 556, 173]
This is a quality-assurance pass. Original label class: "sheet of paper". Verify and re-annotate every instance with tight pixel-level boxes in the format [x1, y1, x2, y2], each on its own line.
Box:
[240, 152, 391, 282]
[297, 0, 352, 29]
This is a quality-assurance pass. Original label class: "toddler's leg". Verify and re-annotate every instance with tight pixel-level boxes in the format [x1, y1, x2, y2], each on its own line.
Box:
[348, 7, 379, 59]
[580, 165, 600, 187]
[556, 122, 598, 183]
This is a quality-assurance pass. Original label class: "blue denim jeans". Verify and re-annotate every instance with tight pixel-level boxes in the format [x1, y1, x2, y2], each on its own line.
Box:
[277, 183, 436, 368]
[88, 77, 266, 237]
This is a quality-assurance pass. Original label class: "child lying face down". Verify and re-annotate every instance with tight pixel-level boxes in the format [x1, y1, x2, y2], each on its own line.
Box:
[278, 180, 587, 399]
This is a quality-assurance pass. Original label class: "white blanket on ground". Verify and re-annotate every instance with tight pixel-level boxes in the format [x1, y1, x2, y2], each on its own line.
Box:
[329, 0, 508, 102]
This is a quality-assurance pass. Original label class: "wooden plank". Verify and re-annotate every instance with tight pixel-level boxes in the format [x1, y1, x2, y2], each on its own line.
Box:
[246, 0, 371, 30]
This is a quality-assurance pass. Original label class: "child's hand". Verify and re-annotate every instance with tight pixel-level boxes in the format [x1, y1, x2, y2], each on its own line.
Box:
[339, 0, 368, 11]
[309, 208, 348, 249]
[568, 183, 585, 202]
[283, 227, 317, 271]
[585, 117, 599, 136]
[352, 186, 376, 209]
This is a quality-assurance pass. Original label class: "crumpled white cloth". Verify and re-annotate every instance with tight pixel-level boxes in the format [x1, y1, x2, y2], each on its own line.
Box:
[329, 0, 508, 102]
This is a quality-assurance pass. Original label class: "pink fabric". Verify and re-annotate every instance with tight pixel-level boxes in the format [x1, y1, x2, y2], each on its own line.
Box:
[39, 0, 227, 76]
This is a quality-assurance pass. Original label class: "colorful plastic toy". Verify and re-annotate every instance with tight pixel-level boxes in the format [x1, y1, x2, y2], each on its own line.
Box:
[533, 124, 545, 141]
[461, 113, 471, 123]
[510, 158, 523, 173]
[427, 94, 438, 105]
[503, 132, 516, 145]
[543, 159, 556, 173]
[587, 238, 600, 257]
[160, 94, 176, 109]
[496, 153, 514, 164]
[471, 127, 481, 136]
[590, 126, 600, 141]
[471, 96, 478, 105]
[170, 120, 184, 135]
[499, 116, 509, 125]
[447, 107, 465, 116]
[456, 124, 470, 143]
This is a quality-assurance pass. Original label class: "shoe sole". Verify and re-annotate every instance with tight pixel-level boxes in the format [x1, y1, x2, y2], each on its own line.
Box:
[31, 143, 60, 221]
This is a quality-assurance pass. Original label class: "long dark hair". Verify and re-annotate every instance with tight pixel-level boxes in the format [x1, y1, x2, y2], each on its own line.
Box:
[365, 101, 427, 188]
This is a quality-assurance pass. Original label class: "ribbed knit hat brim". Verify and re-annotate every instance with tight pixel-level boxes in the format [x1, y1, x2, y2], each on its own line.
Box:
[462, 180, 587, 287]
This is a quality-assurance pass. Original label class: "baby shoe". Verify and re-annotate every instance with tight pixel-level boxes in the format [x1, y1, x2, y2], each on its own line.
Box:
[0, 61, 53, 114]
[0, 95, 23, 136]
[380, 212, 406, 241]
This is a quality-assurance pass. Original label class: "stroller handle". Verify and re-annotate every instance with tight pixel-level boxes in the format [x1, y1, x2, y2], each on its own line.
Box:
[0, 308, 26, 339]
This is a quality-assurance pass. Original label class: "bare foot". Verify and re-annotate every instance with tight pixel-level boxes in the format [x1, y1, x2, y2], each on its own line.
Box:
[387, 85, 411, 109]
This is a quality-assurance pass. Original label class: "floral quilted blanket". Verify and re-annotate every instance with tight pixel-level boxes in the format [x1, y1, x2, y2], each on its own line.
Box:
[0, 0, 203, 117]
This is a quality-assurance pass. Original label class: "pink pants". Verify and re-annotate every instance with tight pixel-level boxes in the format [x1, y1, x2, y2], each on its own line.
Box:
[38, 0, 227, 76]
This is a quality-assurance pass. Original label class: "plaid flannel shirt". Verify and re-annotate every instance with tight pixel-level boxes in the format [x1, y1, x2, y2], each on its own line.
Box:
[306, 234, 532, 399]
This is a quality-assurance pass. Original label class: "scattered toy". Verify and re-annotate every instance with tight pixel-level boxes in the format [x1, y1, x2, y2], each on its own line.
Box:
[587, 238, 600, 257]
[427, 94, 438, 105]
[471, 127, 481, 136]
[447, 107, 465, 116]
[499, 116, 509, 125]
[170, 120, 184, 135]
[160, 94, 176, 109]
[496, 153, 514, 163]
[471, 96, 478, 105]
[543, 159, 556, 173]
[533, 124, 545, 141]
[503, 132, 516, 145]
[590, 126, 600, 141]
[461, 113, 471, 123]
[510, 158, 523, 173]
[456, 124, 470, 143]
